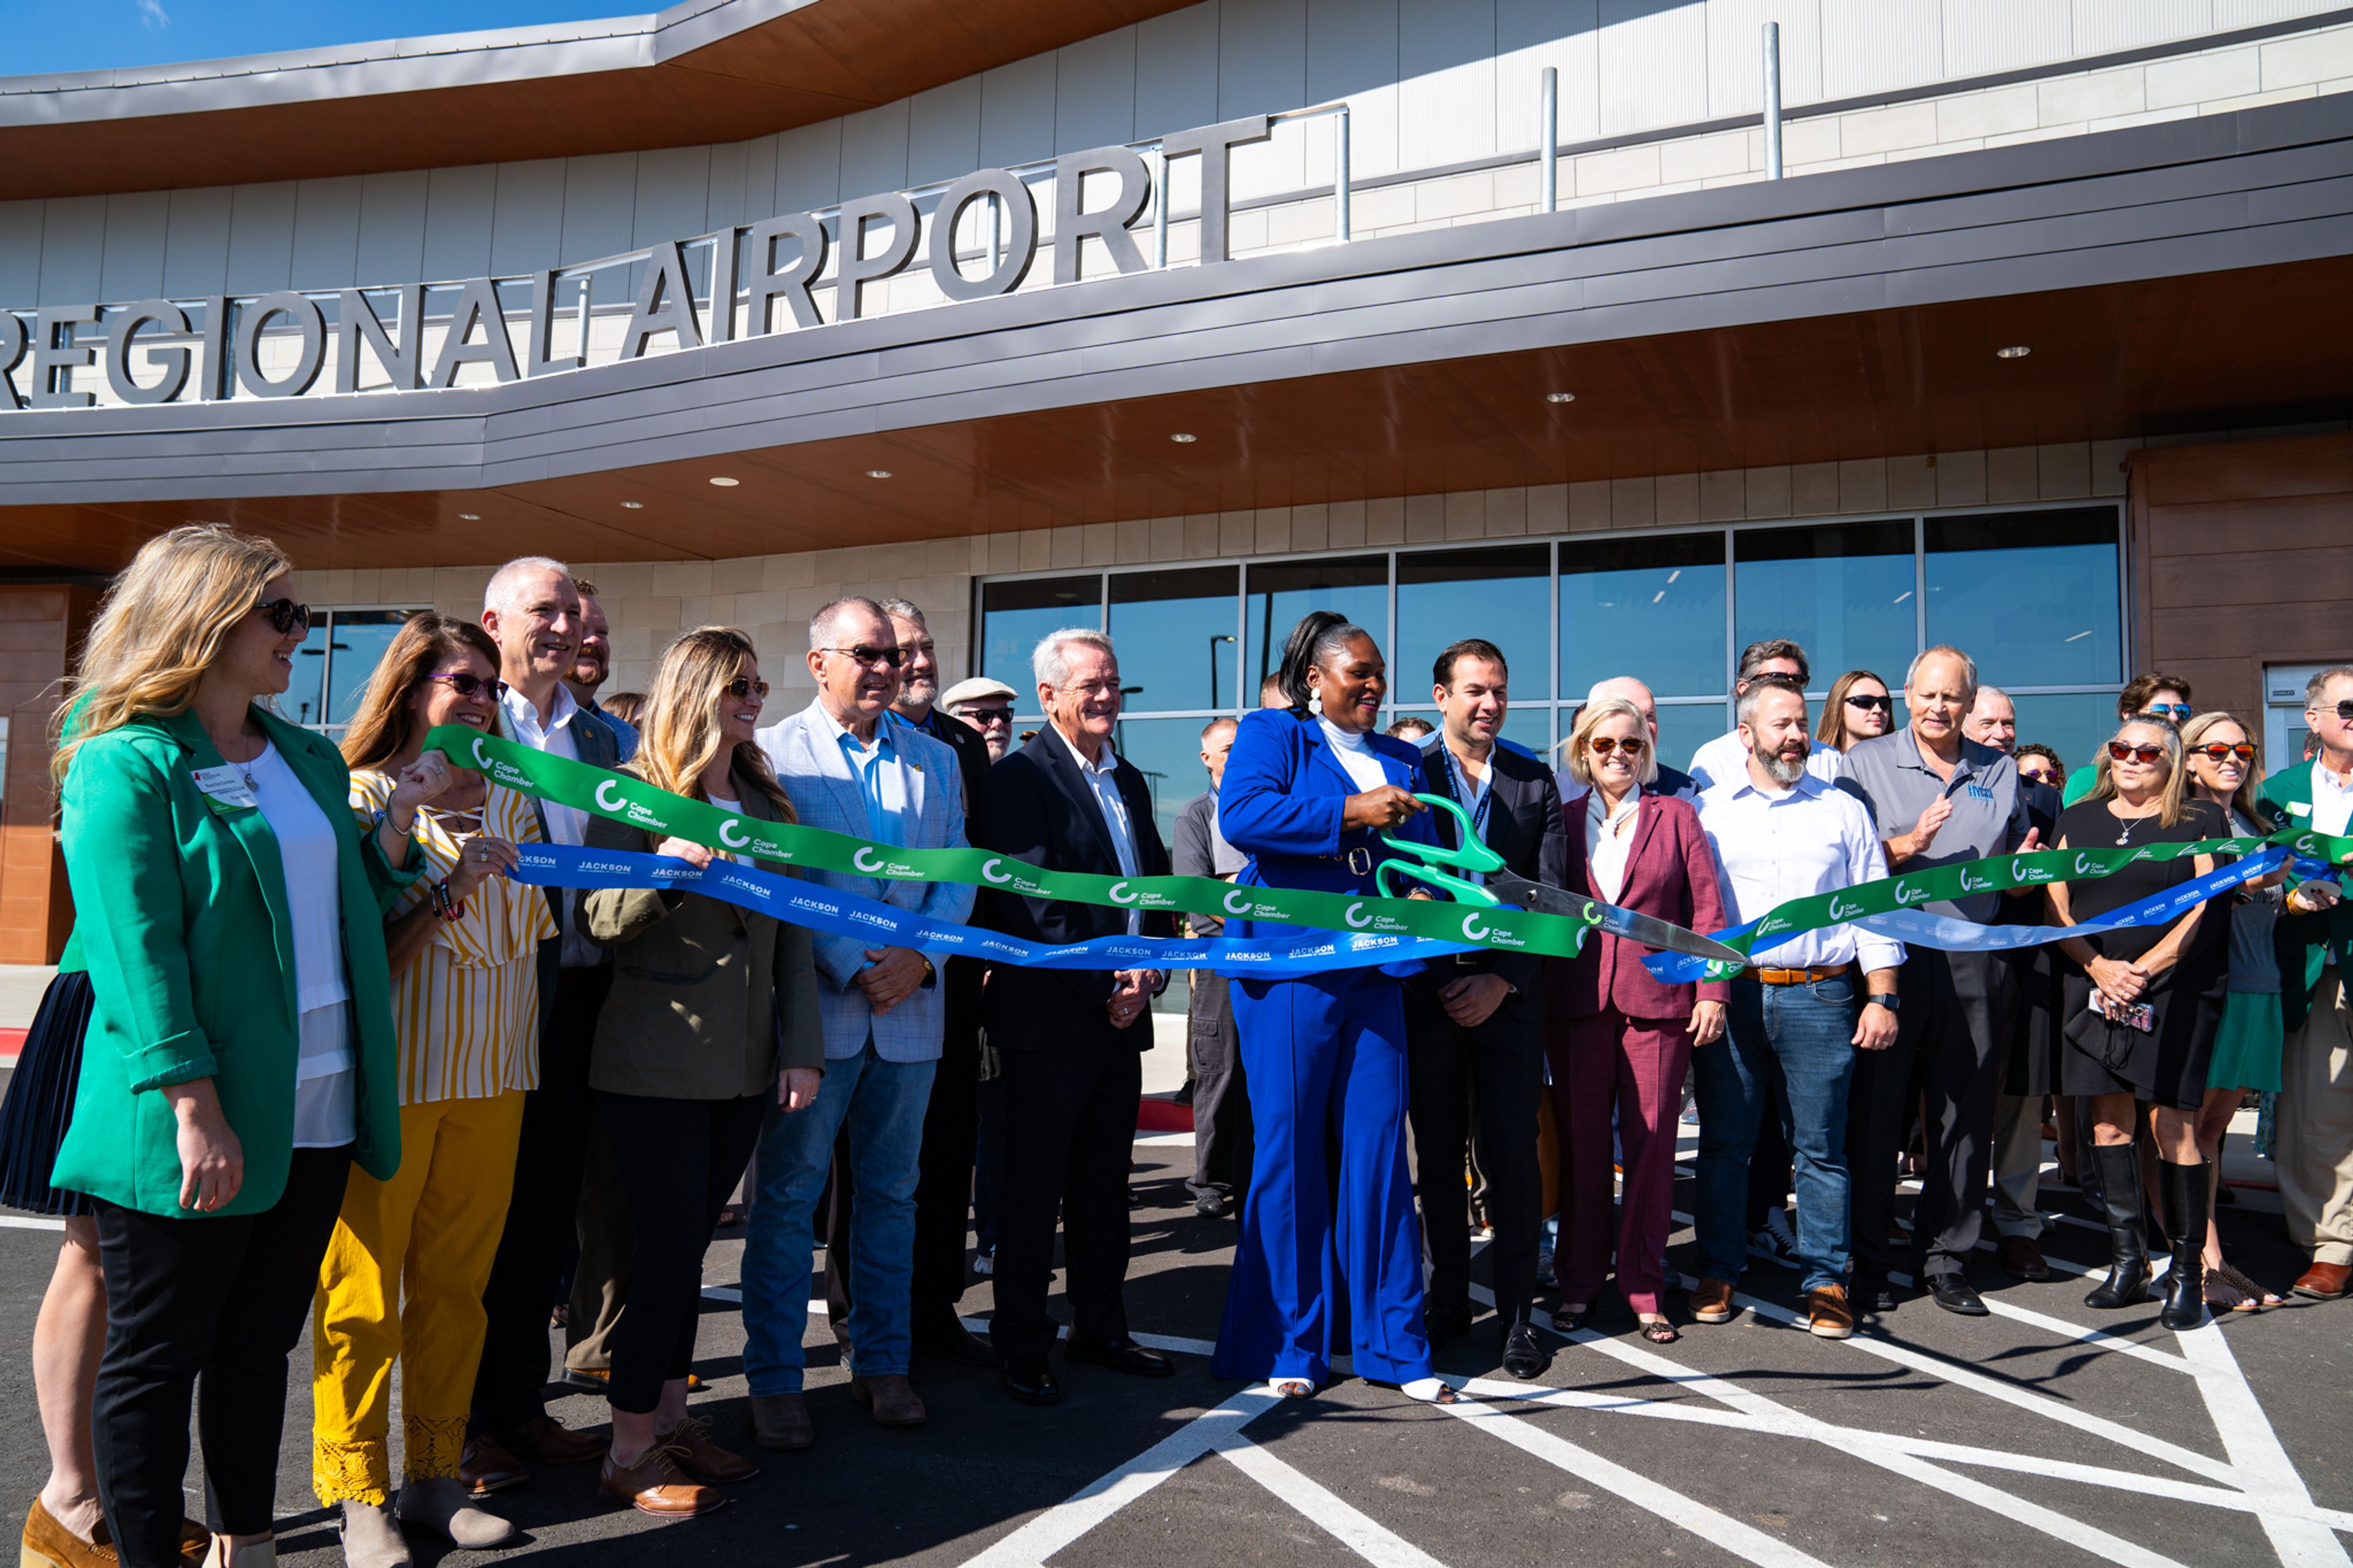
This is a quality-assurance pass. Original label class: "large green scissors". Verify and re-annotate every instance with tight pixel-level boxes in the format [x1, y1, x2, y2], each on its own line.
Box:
[1377, 793, 1749, 969]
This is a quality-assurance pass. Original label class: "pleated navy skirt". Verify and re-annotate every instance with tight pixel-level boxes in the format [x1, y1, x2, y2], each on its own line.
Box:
[0, 969, 97, 1216]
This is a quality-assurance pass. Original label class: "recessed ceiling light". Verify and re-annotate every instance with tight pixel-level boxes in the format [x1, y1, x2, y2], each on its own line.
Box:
[708, 475, 741, 487]
[1169, 433, 1198, 444]
[866, 469, 893, 479]
[1545, 392, 1577, 403]
[619, 501, 644, 509]
[1995, 345, 2031, 359]
[457, 512, 480, 520]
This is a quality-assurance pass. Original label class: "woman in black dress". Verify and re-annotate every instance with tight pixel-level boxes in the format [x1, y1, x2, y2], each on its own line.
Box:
[2049, 715, 2230, 1329]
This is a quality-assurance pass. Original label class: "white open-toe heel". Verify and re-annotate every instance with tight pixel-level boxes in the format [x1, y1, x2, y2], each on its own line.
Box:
[1400, 1377, 1462, 1406]
[1266, 1378, 1314, 1399]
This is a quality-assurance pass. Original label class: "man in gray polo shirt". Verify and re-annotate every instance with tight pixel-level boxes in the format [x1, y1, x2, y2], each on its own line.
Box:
[1843, 645, 2038, 1317]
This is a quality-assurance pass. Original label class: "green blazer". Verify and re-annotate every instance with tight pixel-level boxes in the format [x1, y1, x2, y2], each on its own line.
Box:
[2257, 760, 2353, 1030]
[52, 706, 417, 1216]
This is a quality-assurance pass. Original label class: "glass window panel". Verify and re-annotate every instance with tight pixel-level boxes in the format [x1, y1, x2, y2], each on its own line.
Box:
[2007, 693, 2126, 783]
[1107, 566, 1239, 714]
[1395, 545, 1551, 703]
[1108, 715, 1215, 875]
[323, 610, 413, 729]
[1654, 701, 1733, 779]
[1387, 706, 1554, 762]
[1559, 532, 1726, 702]
[981, 576, 1101, 703]
[284, 616, 332, 728]
[1734, 520, 1915, 687]
[1244, 556, 1389, 698]
[1925, 507, 2122, 689]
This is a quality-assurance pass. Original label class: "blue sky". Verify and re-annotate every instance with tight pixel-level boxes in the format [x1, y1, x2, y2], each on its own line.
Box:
[0, 0, 637, 77]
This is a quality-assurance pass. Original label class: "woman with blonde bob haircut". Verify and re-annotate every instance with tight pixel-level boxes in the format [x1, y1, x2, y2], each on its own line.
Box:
[575, 628, 825, 1518]
[1546, 696, 1727, 1343]
[2050, 713, 2232, 1330]
[48, 525, 446, 1568]
[307, 613, 556, 1567]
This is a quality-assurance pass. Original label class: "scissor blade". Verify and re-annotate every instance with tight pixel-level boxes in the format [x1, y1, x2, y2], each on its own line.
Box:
[1488, 875, 1748, 968]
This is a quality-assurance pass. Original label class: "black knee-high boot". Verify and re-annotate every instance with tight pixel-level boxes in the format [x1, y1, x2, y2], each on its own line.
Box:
[2159, 1159, 2211, 1330]
[2084, 1144, 2151, 1309]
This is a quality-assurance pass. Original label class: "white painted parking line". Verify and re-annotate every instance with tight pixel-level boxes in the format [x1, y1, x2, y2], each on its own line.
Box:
[1211, 1431, 1450, 1568]
[0, 1214, 66, 1230]
[2175, 1317, 2352, 1567]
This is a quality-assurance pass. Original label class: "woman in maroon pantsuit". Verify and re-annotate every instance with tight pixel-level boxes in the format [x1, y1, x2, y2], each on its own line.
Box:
[1546, 697, 1728, 1343]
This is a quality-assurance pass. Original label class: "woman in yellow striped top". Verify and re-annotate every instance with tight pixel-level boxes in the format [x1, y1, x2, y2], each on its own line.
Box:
[311, 614, 556, 1568]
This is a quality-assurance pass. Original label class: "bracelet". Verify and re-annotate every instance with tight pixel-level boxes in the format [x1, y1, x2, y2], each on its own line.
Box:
[428, 879, 466, 922]
[374, 807, 415, 839]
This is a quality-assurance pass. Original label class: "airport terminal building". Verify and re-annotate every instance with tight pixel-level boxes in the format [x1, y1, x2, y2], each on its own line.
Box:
[2, 0, 2351, 961]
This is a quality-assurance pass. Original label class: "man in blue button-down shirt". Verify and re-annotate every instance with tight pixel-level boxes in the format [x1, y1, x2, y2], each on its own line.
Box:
[738, 597, 972, 1445]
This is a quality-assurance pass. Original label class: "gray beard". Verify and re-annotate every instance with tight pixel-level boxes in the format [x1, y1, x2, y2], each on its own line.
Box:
[1756, 746, 1806, 786]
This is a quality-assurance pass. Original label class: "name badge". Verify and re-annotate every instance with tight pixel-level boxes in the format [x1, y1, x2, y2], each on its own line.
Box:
[191, 763, 257, 815]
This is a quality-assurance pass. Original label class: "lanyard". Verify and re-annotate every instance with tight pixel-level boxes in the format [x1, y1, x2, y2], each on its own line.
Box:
[1441, 746, 1495, 846]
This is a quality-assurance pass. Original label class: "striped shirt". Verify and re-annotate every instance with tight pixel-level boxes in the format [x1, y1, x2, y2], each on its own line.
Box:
[351, 768, 558, 1104]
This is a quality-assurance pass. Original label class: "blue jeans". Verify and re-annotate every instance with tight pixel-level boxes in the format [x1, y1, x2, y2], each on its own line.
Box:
[740, 1044, 937, 1394]
[1691, 976, 1857, 1295]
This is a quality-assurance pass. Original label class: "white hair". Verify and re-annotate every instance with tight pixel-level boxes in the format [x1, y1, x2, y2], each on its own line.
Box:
[809, 595, 888, 652]
[877, 597, 926, 629]
[1971, 683, 2012, 711]
[1905, 644, 1978, 699]
[483, 555, 570, 615]
[1034, 627, 1115, 690]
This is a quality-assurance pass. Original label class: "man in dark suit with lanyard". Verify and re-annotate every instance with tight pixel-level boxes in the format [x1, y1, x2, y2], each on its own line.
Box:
[1407, 638, 1568, 1379]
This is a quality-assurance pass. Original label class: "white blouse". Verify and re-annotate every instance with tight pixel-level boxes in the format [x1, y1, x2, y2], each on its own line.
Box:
[1585, 790, 1640, 905]
[245, 741, 355, 1148]
[1318, 718, 1390, 792]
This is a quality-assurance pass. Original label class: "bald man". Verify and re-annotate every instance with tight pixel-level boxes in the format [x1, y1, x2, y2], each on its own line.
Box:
[1585, 677, 1697, 799]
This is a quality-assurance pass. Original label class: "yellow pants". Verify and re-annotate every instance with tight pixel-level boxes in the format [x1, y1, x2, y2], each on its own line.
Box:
[311, 1090, 525, 1504]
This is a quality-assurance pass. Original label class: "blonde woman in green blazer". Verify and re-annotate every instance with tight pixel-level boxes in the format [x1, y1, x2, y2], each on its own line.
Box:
[51, 526, 451, 1568]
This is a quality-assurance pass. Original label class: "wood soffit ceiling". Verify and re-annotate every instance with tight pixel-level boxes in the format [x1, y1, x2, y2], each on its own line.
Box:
[0, 0, 1203, 201]
[3, 256, 2349, 576]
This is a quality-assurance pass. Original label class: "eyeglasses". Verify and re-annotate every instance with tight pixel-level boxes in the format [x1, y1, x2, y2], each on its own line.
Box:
[2143, 703, 2192, 719]
[723, 677, 771, 700]
[1844, 694, 1893, 713]
[2332, 700, 2353, 722]
[425, 672, 507, 700]
[961, 708, 1013, 726]
[2190, 742, 2256, 763]
[2108, 741, 2169, 764]
[1588, 735, 1648, 757]
[2018, 767, 2060, 785]
[819, 645, 907, 669]
[254, 597, 312, 634]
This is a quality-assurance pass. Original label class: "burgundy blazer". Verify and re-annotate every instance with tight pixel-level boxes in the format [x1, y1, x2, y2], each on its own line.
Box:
[1545, 786, 1730, 1023]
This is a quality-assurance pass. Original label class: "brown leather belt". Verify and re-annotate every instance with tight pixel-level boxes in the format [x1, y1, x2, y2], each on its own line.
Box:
[1743, 965, 1846, 985]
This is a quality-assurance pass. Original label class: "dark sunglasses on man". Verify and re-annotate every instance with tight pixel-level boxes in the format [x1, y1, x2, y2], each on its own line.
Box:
[2189, 742, 2256, 763]
[254, 597, 313, 634]
[819, 645, 907, 669]
[2143, 702, 2192, 720]
[1844, 693, 1893, 713]
[424, 672, 507, 700]
[2332, 699, 2353, 722]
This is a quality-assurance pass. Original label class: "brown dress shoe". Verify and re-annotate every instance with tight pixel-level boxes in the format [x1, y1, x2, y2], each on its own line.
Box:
[660, 1415, 759, 1483]
[458, 1434, 530, 1497]
[2292, 1260, 2352, 1300]
[1996, 1235, 2053, 1282]
[751, 1393, 814, 1452]
[850, 1373, 929, 1428]
[22, 1496, 109, 1568]
[497, 1415, 608, 1464]
[599, 1444, 724, 1517]
[1806, 1284, 1855, 1339]
[1689, 1278, 1738, 1324]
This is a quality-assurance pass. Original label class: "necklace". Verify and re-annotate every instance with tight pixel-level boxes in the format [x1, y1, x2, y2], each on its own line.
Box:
[2112, 800, 2162, 846]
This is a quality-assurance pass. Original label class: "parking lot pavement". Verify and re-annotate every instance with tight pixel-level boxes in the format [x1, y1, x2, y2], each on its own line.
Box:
[4, 1128, 2349, 1567]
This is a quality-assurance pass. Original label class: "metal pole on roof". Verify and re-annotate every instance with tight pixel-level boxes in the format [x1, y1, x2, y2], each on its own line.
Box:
[1153, 145, 1169, 269]
[1762, 20, 1784, 180]
[1335, 105, 1352, 241]
[1540, 66, 1559, 214]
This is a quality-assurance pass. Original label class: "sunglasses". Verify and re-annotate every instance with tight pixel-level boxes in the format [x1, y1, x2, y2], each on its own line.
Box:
[2018, 766, 2059, 785]
[723, 677, 772, 700]
[425, 672, 507, 700]
[2108, 741, 2169, 764]
[255, 597, 313, 634]
[1588, 735, 1648, 757]
[1844, 693, 1893, 713]
[819, 645, 907, 669]
[2143, 703, 2192, 719]
[2190, 742, 2256, 763]
[964, 708, 1013, 725]
[2332, 700, 2353, 722]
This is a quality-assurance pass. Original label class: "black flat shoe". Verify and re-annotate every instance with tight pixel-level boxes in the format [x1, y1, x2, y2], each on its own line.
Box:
[1851, 1274, 1899, 1314]
[1064, 1336, 1176, 1377]
[1926, 1275, 1988, 1316]
[1193, 1193, 1234, 1218]
[1001, 1359, 1063, 1405]
[912, 1316, 999, 1367]
[1501, 1323, 1549, 1380]
[1424, 1305, 1474, 1348]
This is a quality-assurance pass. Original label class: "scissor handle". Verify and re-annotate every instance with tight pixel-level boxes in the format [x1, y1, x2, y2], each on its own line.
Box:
[1376, 856, 1500, 906]
[1381, 793, 1504, 874]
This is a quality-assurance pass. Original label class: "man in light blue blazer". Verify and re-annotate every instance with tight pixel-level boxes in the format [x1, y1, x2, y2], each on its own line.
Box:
[738, 596, 974, 1447]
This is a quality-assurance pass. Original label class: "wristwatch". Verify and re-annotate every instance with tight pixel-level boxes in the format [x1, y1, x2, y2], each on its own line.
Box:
[1866, 993, 1900, 1012]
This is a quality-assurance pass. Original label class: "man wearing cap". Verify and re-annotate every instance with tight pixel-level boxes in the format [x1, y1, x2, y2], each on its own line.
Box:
[941, 676, 1018, 763]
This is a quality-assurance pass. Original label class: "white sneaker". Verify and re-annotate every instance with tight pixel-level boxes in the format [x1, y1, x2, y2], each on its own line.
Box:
[1750, 1209, 1799, 1265]
[972, 1247, 995, 1276]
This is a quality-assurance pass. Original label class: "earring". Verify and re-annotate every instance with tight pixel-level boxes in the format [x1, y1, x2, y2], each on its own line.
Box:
[1308, 689, 1324, 715]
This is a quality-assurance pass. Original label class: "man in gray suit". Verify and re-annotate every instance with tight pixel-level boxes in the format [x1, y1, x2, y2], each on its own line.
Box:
[738, 597, 974, 1448]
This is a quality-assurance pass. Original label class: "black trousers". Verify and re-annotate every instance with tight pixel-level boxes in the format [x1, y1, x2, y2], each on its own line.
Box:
[1847, 947, 2013, 1282]
[93, 1145, 352, 1567]
[991, 1046, 1142, 1363]
[1187, 968, 1254, 1202]
[1745, 1100, 1795, 1230]
[1403, 976, 1544, 1330]
[472, 964, 610, 1434]
[596, 1090, 765, 1412]
[824, 960, 984, 1332]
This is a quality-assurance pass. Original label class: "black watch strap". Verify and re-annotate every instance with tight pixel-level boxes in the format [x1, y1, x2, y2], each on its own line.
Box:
[1867, 992, 1900, 1012]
